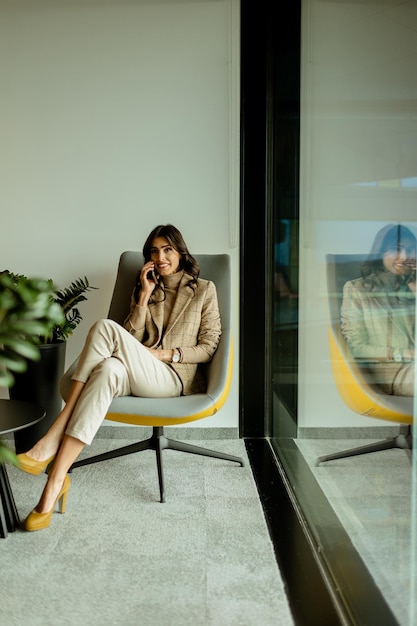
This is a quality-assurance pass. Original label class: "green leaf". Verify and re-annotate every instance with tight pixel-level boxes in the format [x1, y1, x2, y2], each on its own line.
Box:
[0, 351, 28, 372]
[1, 271, 96, 348]
[0, 336, 41, 360]
[8, 319, 54, 336]
[0, 440, 18, 466]
[0, 369, 14, 387]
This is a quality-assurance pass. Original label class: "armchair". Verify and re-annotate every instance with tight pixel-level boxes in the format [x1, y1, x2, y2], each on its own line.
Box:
[316, 254, 413, 465]
[69, 252, 244, 501]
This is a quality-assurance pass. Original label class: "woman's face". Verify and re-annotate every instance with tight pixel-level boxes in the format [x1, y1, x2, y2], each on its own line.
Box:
[382, 241, 417, 276]
[150, 236, 182, 276]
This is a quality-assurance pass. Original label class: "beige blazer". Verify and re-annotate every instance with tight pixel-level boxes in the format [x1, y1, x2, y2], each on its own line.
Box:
[123, 273, 221, 395]
[341, 274, 415, 362]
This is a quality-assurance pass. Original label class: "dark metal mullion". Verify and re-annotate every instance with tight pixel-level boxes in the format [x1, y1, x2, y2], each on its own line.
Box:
[239, 1, 269, 437]
[264, 15, 277, 437]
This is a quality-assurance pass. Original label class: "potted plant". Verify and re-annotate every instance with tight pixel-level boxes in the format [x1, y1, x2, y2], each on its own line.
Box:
[0, 272, 64, 463]
[3, 272, 97, 453]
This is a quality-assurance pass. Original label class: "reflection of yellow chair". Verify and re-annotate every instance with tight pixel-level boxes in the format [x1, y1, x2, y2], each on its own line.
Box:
[317, 254, 413, 465]
[69, 252, 244, 501]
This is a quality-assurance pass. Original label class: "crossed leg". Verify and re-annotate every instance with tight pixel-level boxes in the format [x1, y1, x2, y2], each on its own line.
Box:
[22, 381, 86, 513]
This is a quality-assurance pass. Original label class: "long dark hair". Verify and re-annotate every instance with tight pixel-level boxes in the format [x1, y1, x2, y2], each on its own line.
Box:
[361, 223, 417, 278]
[134, 224, 200, 303]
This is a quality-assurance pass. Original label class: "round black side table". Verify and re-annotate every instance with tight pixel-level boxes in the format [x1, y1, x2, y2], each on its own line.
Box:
[0, 399, 46, 538]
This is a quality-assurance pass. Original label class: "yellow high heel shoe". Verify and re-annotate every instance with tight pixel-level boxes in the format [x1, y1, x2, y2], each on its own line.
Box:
[25, 475, 71, 532]
[16, 452, 56, 475]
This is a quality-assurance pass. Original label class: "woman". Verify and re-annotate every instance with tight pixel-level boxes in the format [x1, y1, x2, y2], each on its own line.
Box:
[17, 224, 221, 531]
[341, 223, 416, 397]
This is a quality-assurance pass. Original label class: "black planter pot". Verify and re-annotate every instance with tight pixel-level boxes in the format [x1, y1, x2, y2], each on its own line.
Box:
[9, 341, 66, 453]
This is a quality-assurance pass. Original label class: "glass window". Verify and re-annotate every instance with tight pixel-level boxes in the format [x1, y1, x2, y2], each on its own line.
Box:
[271, 0, 417, 622]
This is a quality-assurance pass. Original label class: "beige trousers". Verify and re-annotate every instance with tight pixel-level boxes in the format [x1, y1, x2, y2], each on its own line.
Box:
[370, 361, 415, 397]
[60, 319, 182, 445]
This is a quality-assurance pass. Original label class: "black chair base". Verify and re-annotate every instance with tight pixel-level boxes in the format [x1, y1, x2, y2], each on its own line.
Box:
[315, 428, 412, 466]
[0, 464, 20, 538]
[70, 426, 245, 503]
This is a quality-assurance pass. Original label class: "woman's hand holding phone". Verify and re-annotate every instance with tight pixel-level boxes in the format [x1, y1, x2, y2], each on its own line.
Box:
[142, 263, 157, 286]
[146, 269, 157, 282]
[136, 262, 157, 305]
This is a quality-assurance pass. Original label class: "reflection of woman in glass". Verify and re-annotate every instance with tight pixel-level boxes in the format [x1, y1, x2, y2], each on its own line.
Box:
[341, 224, 416, 396]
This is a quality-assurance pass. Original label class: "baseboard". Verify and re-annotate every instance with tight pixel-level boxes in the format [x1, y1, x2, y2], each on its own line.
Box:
[298, 425, 409, 439]
[96, 425, 240, 440]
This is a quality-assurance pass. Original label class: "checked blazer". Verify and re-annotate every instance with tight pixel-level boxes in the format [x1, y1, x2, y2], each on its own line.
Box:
[123, 272, 221, 395]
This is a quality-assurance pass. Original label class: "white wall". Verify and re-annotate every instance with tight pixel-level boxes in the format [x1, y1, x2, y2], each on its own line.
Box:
[299, 0, 417, 428]
[0, 0, 240, 427]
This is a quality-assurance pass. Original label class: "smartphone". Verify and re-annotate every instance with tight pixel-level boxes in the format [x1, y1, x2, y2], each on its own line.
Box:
[147, 270, 157, 282]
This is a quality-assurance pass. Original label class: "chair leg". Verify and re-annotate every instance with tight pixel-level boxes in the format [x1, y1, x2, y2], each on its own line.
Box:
[315, 429, 412, 466]
[70, 426, 245, 502]
[162, 436, 245, 466]
[70, 437, 156, 469]
[70, 428, 167, 502]
[155, 441, 165, 504]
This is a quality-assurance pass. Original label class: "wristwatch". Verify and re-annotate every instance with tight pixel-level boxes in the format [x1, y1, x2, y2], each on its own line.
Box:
[172, 349, 181, 363]
[393, 350, 403, 363]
